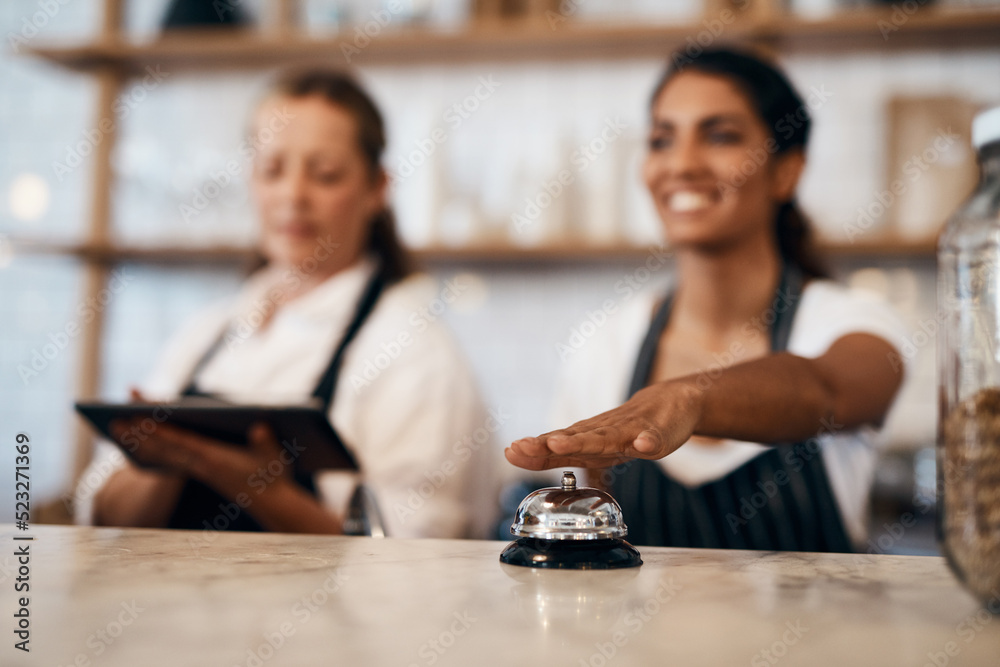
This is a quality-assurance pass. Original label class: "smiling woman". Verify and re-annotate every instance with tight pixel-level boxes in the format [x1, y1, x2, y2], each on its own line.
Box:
[76, 69, 498, 539]
[507, 48, 910, 553]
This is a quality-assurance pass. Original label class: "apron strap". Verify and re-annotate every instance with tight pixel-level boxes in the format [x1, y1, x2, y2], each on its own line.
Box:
[179, 333, 227, 398]
[310, 261, 388, 410]
[627, 294, 674, 398]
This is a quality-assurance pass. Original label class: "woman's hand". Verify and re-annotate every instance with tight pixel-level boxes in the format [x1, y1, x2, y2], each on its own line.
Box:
[110, 418, 290, 501]
[505, 381, 704, 471]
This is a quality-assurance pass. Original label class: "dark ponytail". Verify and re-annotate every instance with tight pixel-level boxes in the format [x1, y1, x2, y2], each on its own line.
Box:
[654, 47, 830, 280]
[265, 68, 415, 284]
[775, 202, 828, 282]
[366, 209, 412, 284]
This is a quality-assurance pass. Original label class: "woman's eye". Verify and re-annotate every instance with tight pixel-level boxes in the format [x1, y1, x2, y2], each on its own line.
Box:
[259, 163, 281, 179]
[707, 131, 741, 144]
[648, 136, 671, 151]
[314, 170, 344, 184]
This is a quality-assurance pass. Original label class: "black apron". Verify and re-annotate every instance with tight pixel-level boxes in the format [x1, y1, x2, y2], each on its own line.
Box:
[166, 263, 387, 532]
[608, 267, 854, 552]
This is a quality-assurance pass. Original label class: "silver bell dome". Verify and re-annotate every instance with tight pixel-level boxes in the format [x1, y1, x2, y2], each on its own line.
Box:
[510, 471, 629, 541]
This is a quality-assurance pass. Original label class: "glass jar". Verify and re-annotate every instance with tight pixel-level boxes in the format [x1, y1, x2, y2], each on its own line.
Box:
[938, 105, 1000, 606]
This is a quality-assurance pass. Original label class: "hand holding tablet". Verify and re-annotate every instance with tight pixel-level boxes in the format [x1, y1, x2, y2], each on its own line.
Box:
[75, 395, 358, 475]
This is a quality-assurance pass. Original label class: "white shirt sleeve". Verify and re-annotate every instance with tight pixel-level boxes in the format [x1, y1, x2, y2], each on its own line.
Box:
[788, 281, 911, 366]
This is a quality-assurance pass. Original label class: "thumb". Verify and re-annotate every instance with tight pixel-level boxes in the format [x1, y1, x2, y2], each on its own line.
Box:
[633, 428, 666, 457]
[248, 422, 283, 461]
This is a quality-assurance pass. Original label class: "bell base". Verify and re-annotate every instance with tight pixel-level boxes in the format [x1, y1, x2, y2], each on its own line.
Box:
[499, 537, 642, 570]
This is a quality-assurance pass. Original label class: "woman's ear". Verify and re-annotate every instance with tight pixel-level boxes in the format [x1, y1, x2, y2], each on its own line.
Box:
[374, 167, 388, 196]
[366, 167, 389, 216]
[770, 148, 805, 203]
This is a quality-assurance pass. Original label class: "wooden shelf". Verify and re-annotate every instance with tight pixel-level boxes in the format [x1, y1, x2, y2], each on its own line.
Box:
[24, 23, 712, 73]
[818, 236, 938, 258]
[10, 240, 258, 266]
[9, 237, 937, 267]
[415, 242, 670, 264]
[23, 7, 1000, 74]
[757, 7, 1000, 51]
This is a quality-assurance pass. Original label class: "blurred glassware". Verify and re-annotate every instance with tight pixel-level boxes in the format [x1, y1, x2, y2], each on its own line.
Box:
[302, 0, 350, 32]
[161, 0, 253, 30]
[937, 104, 1000, 607]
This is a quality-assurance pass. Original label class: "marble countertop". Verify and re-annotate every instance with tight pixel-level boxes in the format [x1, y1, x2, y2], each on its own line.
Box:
[3, 525, 998, 667]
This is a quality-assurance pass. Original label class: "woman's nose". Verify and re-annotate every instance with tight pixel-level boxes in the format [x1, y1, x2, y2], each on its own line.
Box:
[665, 135, 704, 177]
[282, 169, 310, 206]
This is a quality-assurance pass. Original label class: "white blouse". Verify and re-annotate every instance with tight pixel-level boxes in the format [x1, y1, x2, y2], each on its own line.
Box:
[551, 279, 911, 548]
[75, 258, 500, 539]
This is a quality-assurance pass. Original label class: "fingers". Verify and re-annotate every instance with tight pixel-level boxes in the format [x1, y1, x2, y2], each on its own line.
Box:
[139, 423, 202, 469]
[513, 422, 628, 458]
[109, 419, 128, 441]
[503, 447, 629, 471]
[507, 417, 676, 471]
[111, 419, 211, 475]
[248, 421, 274, 446]
[509, 436, 550, 459]
[545, 425, 632, 456]
[247, 422, 283, 461]
[511, 423, 658, 458]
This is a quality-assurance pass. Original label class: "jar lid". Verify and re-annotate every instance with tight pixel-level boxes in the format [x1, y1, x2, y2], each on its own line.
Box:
[508, 471, 629, 541]
[972, 105, 1000, 150]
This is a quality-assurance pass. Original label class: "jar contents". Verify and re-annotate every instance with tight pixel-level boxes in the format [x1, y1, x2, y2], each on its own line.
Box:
[942, 387, 1000, 604]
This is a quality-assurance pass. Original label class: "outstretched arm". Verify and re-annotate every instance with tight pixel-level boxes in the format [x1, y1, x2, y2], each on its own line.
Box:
[505, 333, 904, 471]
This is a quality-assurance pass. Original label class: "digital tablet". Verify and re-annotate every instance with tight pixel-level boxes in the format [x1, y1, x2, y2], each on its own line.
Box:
[75, 398, 358, 473]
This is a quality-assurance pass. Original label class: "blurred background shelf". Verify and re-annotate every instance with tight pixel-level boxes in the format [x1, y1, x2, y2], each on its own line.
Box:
[757, 7, 1000, 51]
[23, 7, 1000, 74]
[9, 236, 939, 266]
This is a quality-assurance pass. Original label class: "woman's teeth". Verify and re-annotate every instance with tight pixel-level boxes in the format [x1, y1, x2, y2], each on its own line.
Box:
[668, 191, 713, 213]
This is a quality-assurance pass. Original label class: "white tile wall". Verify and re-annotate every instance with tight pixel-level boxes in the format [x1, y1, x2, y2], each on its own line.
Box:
[99, 264, 245, 400]
[0, 255, 84, 515]
[0, 0, 99, 243]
